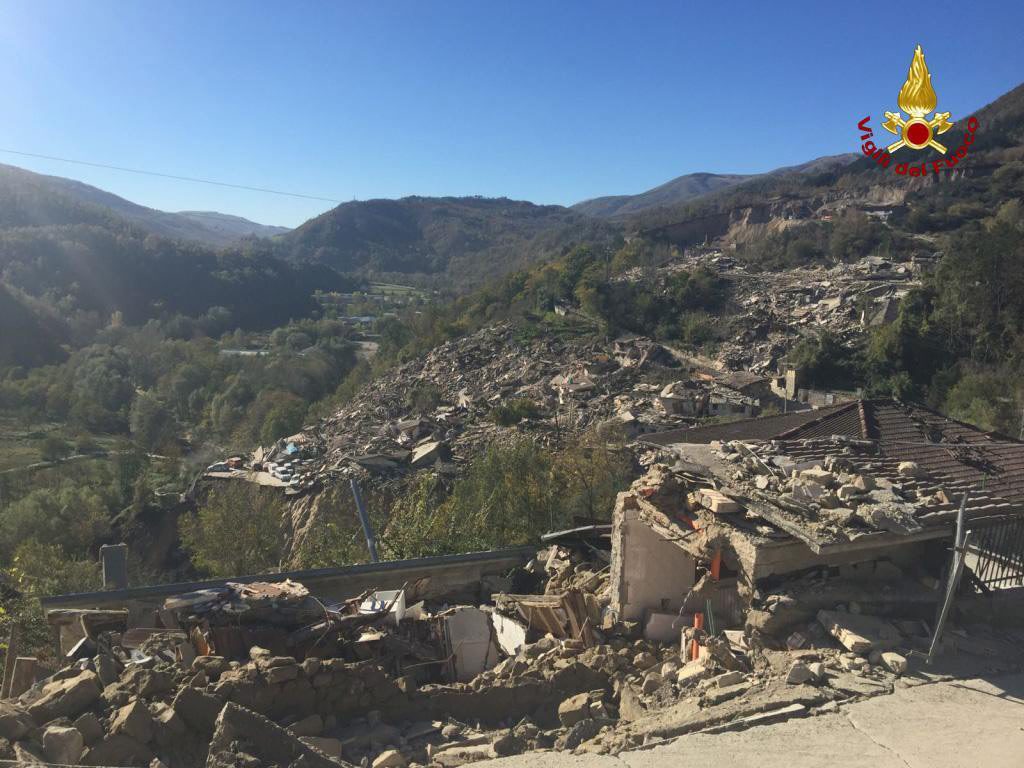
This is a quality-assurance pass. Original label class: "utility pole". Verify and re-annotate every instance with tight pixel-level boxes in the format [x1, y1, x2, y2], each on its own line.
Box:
[349, 479, 379, 563]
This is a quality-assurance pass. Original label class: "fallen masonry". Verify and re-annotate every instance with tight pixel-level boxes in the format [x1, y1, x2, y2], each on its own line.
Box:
[7, 400, 1024, 764]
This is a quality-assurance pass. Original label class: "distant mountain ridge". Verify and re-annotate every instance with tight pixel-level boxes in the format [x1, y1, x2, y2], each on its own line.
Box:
[276, 195, 618, 288]
[0, 163, 289, 246]
[572, 154, 858, 219]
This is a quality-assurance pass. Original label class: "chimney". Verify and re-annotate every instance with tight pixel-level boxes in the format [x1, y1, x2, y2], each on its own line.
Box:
[100, 543, 128, 590]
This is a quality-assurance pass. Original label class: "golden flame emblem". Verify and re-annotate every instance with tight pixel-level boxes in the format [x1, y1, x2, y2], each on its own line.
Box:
[882, 45, 954, 154]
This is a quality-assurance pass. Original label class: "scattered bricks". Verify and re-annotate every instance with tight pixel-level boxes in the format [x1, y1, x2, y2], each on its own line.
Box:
[839, 655, 867, 672]
[807, 662, 826, 680]
[632, 651, 657, 670]
[836, 484, 861, 503]
[713, 670, 747, 687]
[172, 685, 224, 735]
[557, 693, 593, 727]
[792, 479, 826, 503]
[288, 714, 324, 737]
[94, 653, 120, 687]
[122, 666, 175, 698]
[698, 488, 741, 514]
[109, 700, 155, 744]
[881, 652, 908, 675]
[703, 681, 751, 706]
[641, 671, 663, 694]
[491, 730, 524, 756]
[818, 610, 900, 654]
[28, 671, 102, 723]
[150, 703, 186, 748]
[660, 660, 680, 678]
[42, 725, 84, 765]
[372, 749, 409, 768]
[0, 702, 33, 741]
[798, 467, 837, 487]
[676, 660, 712, 687]
[786, 662, 816, 685]
[83, 733, 155, 766]
[73, 711, 104, 745]
[853, 474, 876, 492]
[786, 631, 808, 650]
[302, 736, 345, 759]
[898, 461, 926, 479]
[193, 655, 230, 678]
[209, 702, 340, 768]
[265, 663, 300, 685]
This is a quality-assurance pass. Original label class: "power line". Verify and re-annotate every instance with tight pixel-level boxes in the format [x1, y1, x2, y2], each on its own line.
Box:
[0, 148, 342, 204]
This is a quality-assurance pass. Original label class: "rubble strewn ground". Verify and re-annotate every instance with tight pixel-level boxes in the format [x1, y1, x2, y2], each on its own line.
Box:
[619, 249, 923, 375]
[5, 510, 1023, 767]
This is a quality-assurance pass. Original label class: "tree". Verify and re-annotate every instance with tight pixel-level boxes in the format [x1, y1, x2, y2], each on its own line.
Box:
[130, 392, 177, 452]
[39, 435, 72, 462]
[259, 394, 307, 444]
[179, 485, 283, 576]
[383, 438, 561, 559]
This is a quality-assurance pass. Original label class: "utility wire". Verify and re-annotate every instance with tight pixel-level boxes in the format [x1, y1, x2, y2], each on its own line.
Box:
[0, 148, 342, 204]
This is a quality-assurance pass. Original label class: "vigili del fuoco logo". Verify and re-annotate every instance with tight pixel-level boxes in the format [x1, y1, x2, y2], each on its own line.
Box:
[857, 45, 978, 177]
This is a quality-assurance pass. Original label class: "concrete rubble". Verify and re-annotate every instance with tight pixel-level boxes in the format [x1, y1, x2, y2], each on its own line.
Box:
[7, 494, 1022, 767]
[200, 323, 817, 561]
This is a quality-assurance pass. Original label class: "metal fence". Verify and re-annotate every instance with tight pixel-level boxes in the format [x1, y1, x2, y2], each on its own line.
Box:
[964, 517, 1024, 592]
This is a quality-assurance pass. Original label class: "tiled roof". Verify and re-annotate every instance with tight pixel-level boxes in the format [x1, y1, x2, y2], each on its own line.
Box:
[650, 398, 1024, 505]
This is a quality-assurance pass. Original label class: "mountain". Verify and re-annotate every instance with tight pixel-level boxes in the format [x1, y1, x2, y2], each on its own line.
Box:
[176, 211, 290, 241]
[277, 195, 619, 288]
[0, 163, 289, 247]
[572, 154, 858, 219]
[572, 173, 753, 218]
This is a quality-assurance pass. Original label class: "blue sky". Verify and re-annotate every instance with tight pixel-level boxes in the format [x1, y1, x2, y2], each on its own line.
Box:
[0, 1, 1022, 227]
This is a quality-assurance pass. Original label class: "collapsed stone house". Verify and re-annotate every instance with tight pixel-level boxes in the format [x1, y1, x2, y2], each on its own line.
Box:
[611, 399, 1024, 642]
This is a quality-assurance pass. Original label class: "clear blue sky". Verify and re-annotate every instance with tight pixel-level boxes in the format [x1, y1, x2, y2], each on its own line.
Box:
[1, 1, 1022, 227]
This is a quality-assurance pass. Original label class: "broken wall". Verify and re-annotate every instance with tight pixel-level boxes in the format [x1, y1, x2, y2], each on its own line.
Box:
[610, 494, 696, 622]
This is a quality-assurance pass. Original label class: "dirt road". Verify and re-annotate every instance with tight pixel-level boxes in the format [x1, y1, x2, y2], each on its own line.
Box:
[482, 672, 1024, 768]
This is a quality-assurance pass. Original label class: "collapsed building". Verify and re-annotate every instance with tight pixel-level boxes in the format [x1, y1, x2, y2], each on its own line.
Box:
[617, 399, 1024, 641]
[5, 399, 1023, 767]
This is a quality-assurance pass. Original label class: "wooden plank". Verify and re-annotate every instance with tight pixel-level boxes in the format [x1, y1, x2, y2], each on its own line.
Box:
[745, 494, 826, 554]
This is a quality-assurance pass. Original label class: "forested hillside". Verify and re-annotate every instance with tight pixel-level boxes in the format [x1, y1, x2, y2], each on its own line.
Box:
[277, 195, 620, 288]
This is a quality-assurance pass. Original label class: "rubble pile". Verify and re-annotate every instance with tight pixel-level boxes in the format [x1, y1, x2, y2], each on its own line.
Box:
[7, 501, 1024, 766]
[620, 248, 923, 375]
[702, 436, 994, 549]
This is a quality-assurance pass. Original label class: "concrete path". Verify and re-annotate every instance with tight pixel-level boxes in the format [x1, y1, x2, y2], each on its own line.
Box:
[482, 672, 1024, 768]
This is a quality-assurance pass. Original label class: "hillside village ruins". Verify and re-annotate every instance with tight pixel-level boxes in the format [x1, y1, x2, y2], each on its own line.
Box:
[3, 243, 1023, 768]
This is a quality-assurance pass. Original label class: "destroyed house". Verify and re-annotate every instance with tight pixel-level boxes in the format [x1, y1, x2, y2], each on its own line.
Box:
[613, 399, 1024, 640]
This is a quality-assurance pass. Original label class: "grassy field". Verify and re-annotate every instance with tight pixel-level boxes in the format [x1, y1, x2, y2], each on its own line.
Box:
[0, 415, 121, 472]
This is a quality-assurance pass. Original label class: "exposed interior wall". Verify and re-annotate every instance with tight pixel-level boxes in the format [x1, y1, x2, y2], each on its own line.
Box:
[611, 498, 696, 621]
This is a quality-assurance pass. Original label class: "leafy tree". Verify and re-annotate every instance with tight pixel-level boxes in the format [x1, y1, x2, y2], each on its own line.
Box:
[259, 394, 307, 444]
[39, 434, 72, 462]
[129, 392, 177, 452]
[384, 438, 561, 559]
[179, 485, 283, 576]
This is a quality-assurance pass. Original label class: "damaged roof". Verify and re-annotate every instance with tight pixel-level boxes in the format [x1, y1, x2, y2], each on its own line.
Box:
[626, 431, 1024, 581]
[647, 399, 1024, 506]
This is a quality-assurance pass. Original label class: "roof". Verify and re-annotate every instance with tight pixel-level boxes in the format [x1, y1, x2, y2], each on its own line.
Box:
[643, 402, 851, 445]
[647, 399, 1024, 506]
[667, 435, 1024, 556]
